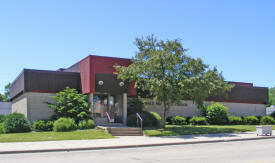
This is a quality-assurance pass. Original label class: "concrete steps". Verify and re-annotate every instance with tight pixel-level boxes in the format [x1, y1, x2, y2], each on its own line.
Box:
[107, 127, 143, 136]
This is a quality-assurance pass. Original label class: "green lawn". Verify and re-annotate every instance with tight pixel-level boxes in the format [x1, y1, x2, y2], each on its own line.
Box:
[0, 129, 114, 143]
[144, 125, 275, 136]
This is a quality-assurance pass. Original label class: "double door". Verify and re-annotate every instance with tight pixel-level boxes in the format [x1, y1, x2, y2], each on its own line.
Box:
[93, 94, 123, 123]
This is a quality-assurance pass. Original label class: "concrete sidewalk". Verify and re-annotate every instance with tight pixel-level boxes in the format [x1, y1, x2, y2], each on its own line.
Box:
[0, 130, 275, 154]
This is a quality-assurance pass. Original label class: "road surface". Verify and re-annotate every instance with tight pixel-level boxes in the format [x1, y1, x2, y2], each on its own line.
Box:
[1, 139, 275, 163]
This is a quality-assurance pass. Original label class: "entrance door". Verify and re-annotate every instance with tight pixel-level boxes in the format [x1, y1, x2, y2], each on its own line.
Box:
[93, 94, 123, 123]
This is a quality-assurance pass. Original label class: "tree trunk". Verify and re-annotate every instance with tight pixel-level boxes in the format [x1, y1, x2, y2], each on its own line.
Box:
[161, 100, 167, 128]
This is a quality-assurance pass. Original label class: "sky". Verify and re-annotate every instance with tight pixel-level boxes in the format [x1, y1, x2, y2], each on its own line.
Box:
[0, 0, 274, 93]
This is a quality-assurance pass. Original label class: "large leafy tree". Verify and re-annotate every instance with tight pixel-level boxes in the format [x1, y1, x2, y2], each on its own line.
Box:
[47, 87, 91, 123]
[115, 35, 233, 128]
[0, 83, 11, 102]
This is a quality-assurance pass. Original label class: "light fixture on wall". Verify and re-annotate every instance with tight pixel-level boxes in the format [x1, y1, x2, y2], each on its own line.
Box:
[98, 80, 104, 86]
[119, 82, 124, 87]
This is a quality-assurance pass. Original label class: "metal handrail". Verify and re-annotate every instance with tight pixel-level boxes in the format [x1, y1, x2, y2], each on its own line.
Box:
[136, 113, 143, 132]
[105, 112, 112, 125]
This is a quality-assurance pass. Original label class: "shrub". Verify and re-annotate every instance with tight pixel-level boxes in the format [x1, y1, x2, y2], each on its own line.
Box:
[205, 103, 228, 125]
[149, 112, 161, 127]
[0, 123, 4, 134]
[127, 111, 161, 128]
[170, 116, 187, 125]
[189, 117, 207, 125]
[78, 119, 95, 129]
[260, 116, 275, 125]
[53, 118, 77, 132]
[243, 116, 259, 125]
[166, 116, 173, 125]
[47, 87, 91, 123]
[228, 116, 242, 125]
[3, 113, 31, 133]
[185, 117, 192, 124]
[32, 120, 54, 132]
[127, 114, 138, 127]
[127, 97, 145, 116]
[270, 111, 275, 119]
[0, 115, 6, 123]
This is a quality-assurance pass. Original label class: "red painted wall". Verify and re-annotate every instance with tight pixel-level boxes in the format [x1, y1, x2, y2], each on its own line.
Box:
[79, 55, 136, 96]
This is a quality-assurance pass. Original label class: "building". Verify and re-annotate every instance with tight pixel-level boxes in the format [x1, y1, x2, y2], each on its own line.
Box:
[0, 102, 11, 115]
[9, 55, 268, 123]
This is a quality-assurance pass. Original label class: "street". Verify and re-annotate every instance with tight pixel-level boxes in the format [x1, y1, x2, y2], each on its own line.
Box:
[1, 139, 275, 163]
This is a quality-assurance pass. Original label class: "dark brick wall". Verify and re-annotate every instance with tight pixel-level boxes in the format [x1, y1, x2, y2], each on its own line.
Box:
[10, 69, 81, 100]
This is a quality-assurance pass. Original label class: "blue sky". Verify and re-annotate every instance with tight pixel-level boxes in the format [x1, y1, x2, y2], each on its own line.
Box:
[0, 0, 274, 93]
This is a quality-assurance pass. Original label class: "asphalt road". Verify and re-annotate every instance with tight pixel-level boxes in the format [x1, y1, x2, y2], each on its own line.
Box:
[1, 139, 275, 163]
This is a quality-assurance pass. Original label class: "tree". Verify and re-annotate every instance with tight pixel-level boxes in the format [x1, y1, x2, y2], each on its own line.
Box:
[268, 87, 275, 107]
[47, 87, 91, 123]
[0, 83, 11, 102]
[115, 35, 233, 128]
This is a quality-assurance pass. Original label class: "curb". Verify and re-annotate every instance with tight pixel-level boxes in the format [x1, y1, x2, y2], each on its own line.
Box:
[1, 136, 275, 155]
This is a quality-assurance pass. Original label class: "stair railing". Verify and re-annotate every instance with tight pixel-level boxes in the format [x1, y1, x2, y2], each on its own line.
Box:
[136, 112, 143, 132]
[105, 112, 112, 127]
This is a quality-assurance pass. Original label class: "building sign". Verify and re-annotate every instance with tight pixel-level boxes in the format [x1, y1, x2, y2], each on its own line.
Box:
[144, 99, 188, 107]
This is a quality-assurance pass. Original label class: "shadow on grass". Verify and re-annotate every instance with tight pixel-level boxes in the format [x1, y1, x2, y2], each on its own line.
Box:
[144, 125, 255, 137]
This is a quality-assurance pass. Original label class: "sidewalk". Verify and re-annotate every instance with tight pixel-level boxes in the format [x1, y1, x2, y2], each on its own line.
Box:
[0, 130, 275, 154]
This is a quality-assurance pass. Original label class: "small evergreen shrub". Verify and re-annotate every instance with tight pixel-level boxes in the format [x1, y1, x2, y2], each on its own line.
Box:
[0, 115, 6, 123]
[47, 87, 91, 123]
[260, 116, 275, 125]
[228, 116, 242, 125]
[205, 103, 228, 125]
[243, 116, 259, 125]
[189, 117, 207, 125]
[32, 120, 54, 132]
[0, 123, 4, 134]
[53, 118, 77, 132]
[78, 119, 95, 129]
[127, 111, 161, 128]
[3, 113, 31, 133]
[170, 116, 187, 125]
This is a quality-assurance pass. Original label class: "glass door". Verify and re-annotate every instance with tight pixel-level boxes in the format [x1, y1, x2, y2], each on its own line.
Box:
[93, 94, 123, 123]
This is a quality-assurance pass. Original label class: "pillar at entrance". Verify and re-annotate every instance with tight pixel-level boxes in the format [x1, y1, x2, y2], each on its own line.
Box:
[89, 93, 93, 113]
[123, 93, 127, 125]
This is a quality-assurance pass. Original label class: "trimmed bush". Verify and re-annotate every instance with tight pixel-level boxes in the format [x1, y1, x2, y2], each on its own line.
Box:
[185, 117, 192, 124]
[260, 116, 275, 125]
[189, 117, 207, 125]
[205, 103, 228, 125]
[0, 115, 6, 123]
[127, 111, 161, 128]
[166, 116, 173, 125]
[32, 120, 54, 132]
[170, 116, 187, 125]
[270, 111, 275, 119]
[228, 116, 242, 125]
[3, 113, 31, 133]
[127, 97, 145, 116]
[127, 114, 138, 127]
[0, 123, 4, 134]
[243, 116, 259, 125]
[53, 118, 77, 132]
[78, 119, 95, 130]
[149, 112, 161, 127]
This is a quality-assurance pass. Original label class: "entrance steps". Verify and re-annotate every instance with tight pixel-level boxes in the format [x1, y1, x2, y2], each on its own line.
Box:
[107, 127, 143, 136]
[96, 124, 143, 136]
